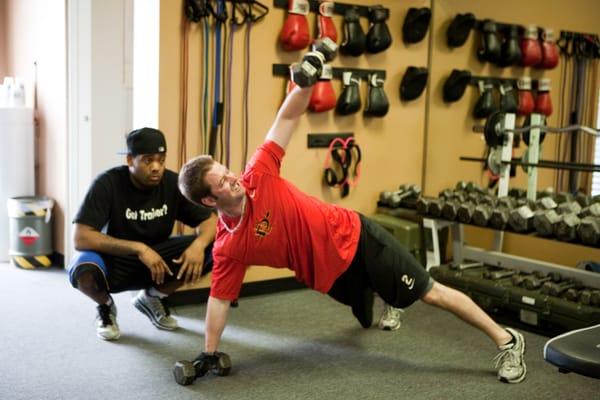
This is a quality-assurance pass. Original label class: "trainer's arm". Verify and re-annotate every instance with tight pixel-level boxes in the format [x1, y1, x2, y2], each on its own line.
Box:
[265, 85, 313, 151]
[205, 296, 232, 352]
[73, 223, 146, 256]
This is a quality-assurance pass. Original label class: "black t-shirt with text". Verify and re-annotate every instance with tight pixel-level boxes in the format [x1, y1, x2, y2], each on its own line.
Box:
[74, 166, 212, 245]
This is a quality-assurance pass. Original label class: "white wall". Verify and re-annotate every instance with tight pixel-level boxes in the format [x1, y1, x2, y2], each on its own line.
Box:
[67, 0, 132, 260]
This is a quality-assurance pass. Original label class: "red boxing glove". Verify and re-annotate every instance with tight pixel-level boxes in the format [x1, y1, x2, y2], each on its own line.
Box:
[520, 25, 542, 67]
[517, 77, 535, 116]
[317, 1, 337, 43]
[534, 78, 553, 116]
[279, 0, 311, 51]
[540, 28, 559, 69]
[309, 65, 336, 112]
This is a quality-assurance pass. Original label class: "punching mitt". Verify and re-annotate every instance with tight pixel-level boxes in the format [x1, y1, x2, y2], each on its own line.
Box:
[446, 13, 476, 48]
[400, 67, 428, 101]
[443, 69, 472, 103]
[340, 7, 366, 57]
[402, 8, 431, 44]
[366, 6, 392, 53]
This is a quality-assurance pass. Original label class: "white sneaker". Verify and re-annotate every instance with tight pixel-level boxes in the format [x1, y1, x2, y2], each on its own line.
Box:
[132, 289, 178, 330]
[378, 305, 403, 331]
[96, 302, 120, 340]
[494, 327, 527, 383]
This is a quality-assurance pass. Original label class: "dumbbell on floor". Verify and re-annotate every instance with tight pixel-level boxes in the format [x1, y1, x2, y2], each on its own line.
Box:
[174, 352, 232, 386]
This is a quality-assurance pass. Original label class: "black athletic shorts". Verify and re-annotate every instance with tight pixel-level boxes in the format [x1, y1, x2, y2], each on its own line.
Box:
[67, 235, 213, 293]
[328, 214, 433, 309]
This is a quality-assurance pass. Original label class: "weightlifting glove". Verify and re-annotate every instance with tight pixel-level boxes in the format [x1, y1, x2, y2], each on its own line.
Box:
[402, 7, 431, 44]
[317, 1, 337, 43]
[340, 7, 366, 57]
[366, 6, 392, 54]
[477, 19, 501, 64]
[309, 65, 336, 112]
[446, 13, 476, 48]
[193, 352, 232, 377]
[364, 73, 389, 117]
[279, 0, 311, 51]
[336, 71, 362, 115]
[473, 81, 497, 119]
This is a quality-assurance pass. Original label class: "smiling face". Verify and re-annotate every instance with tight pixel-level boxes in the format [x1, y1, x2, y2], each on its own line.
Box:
[127, 153, 166, 189]
[202, 162, 246, 209]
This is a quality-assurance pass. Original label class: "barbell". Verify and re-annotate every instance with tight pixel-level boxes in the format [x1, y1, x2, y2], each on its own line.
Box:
[476, 111, 600, 147]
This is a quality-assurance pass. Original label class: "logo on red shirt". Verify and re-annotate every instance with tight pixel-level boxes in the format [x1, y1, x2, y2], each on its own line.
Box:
[255, 211, 272, 238]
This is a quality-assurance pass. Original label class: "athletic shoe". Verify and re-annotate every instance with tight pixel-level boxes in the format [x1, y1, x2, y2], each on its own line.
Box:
[96, 301, 120, 340]
[494, 327, 527, 383]
[132, 289, 178, 330]
[378, 305, 404, 331]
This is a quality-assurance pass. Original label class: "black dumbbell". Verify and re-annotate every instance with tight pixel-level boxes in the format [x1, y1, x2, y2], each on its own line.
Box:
[565, 287, 580, 302]
[457, 201, 477, 223]
[174, 352, 232, 386]
[291, 38, 338, 87]
[508, 187, 527, 199]
[577, 216, 600, 246]
[554, 192, 574, 204]
[489, 196, 516, 230]
[533, 208, 562, 237]
[580, 289, 592, 305]
[540, 280, 577, 296]
[554, 213, 581, 242]
[416, 197, 434, 215]
[483, 268, 516, 280]
[591, 290, 600, 307]
[511, 272, 532, 287]
[522, 271, 561, 290]
[579, 203, 600, 218]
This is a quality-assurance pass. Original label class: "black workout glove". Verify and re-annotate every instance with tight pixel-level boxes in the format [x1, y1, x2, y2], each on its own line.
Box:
[193, 351, 231, 377]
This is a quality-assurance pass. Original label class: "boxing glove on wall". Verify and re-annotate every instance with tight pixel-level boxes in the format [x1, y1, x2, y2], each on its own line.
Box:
[340, 7, 366, 57]
[279, 0, 311, 51]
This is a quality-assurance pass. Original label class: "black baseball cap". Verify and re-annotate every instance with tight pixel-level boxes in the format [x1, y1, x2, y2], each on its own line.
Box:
[120, 127, 167, 156]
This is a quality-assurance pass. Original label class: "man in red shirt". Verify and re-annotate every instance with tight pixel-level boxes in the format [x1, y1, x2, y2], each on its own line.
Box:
[177, 85, 527, 384]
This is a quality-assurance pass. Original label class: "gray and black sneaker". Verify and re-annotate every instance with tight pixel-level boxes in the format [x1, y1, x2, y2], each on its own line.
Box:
[96, 301, 120, 341]
[378, 305, 404, 331]
[494, 327, 526, 383]
[132, 289, 178, 330]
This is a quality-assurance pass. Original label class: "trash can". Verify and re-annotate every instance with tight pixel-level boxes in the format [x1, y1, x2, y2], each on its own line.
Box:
[7, 196, 54, 269]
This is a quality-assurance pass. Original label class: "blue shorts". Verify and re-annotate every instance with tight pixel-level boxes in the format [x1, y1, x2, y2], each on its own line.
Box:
[67, 235, 213, 293]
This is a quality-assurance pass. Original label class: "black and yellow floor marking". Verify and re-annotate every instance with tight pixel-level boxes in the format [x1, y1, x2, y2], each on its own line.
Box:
[11, 255, 52, 269]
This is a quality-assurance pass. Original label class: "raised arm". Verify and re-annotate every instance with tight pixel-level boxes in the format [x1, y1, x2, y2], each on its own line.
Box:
[265, 85, 313, 151]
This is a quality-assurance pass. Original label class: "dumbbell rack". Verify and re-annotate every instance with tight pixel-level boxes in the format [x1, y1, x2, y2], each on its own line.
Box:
[425, 112, 600, 290]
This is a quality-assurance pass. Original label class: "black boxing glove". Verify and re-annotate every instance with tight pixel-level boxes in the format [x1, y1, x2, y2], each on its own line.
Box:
[336, 71, 362, 115]
[400, 66, 428, 101]
[477, 19, 501, 64]
[364, 73, 389, 117]
[366, 6, 392, 54]
[499, 25, 522, 67]
[402, 7, 431, 44]
[340, 7, 366, 57]
[499, 83, 518, 113]
[473, 81, 497, 119]
[442, 69, 472, 102]
[446, 13, 476, 48]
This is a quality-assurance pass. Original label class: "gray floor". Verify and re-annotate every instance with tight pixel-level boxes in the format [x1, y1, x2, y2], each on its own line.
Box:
[0, 263, 598, 400]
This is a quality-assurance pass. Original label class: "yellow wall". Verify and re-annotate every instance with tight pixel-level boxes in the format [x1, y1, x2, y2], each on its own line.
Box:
[158, 0, 600, 288]
[426, 0, 600, 263]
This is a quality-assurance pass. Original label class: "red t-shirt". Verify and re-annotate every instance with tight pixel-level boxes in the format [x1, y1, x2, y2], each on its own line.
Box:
[210, 140, 361, 300]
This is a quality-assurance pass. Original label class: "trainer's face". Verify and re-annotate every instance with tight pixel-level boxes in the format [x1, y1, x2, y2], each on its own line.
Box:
[128, 153, 166, 189]
[203, 162, 245, 208]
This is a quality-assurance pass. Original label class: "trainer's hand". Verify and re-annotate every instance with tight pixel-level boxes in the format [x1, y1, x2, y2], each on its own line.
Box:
[174, 243, 206, 284]
[138, 245, 173, 285]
